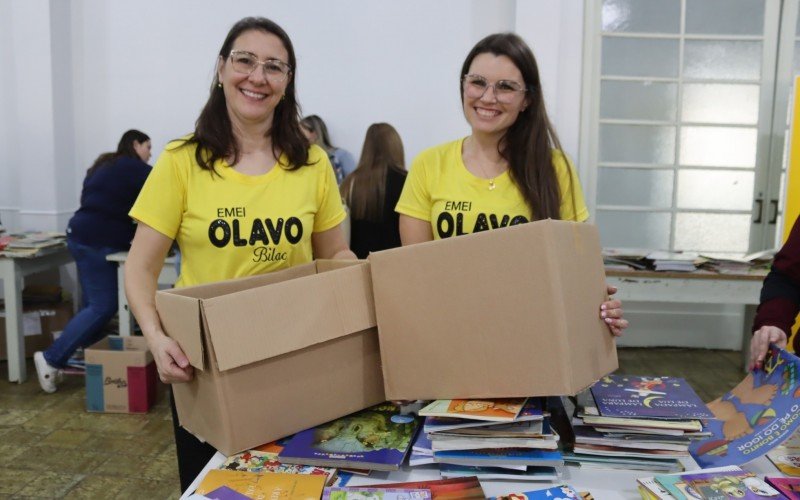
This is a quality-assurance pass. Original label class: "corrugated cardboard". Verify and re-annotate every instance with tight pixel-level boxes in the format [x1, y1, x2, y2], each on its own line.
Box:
[0, 300, 73, 360]
[155, 260, 385, 456]
[369, 219, 618, 400]
[85, 335, 158, 413]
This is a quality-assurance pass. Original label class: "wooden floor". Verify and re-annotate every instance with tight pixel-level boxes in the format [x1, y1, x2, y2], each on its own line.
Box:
[0, 347, 745, 498]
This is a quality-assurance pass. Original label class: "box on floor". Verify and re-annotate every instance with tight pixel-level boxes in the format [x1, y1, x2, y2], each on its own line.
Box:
[85, 335, 159, 414]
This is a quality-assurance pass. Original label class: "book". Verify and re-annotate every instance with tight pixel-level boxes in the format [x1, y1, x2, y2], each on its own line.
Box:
[424, 398, 544, 433]
[488, 484, 581, 500]
[590, 375, 714, 420]
[689, 346, 800, 468]
[278, 403, 418, 471]
[409, 429, 434, 466]
[766, 428, 800, 476]
[764, 477, 800, 499]
[653, 466, 783, 499]
[195, 470, 326, 499]
[564, 452, 684, 473]
[431, 418, 547, 438]
[366, 477, 485, 499]
[439, 464, 561, 482]
[433, 447, 563, 467]
[419, 398, 527, 422]
[219, 449, 336, 484]
[572, 443, 687, 460]
[323, 487, 431, 499]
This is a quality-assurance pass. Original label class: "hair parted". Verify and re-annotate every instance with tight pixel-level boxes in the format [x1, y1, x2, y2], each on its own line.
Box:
[186, 17, 309, 173]
[461, 32, 577, 220]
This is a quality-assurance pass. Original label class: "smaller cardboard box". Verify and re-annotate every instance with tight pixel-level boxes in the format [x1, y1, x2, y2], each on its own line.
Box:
[369, 219, 619, 400]
[85, 335, 158, 413]
[155, 260, 385, 456]
[0, 300, 73, 360]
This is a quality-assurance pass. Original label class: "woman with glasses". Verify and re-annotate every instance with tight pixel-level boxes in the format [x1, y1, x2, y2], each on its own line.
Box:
[396, 32, 628, 336]
[124, 17, 353, 491]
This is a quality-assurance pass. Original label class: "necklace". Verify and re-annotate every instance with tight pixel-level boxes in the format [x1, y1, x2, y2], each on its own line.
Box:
[475, 162, 498, 191]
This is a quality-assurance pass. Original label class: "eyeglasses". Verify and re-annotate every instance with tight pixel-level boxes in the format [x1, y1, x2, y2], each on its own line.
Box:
[228, 50, 292, 82]
[462, 74, 527, 104]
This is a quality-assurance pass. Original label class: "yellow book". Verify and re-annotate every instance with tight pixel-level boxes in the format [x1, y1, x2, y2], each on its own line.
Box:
[195, 469, 326, 500]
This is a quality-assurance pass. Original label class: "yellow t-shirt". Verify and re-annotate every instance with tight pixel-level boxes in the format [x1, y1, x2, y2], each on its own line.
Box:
[129, 140, 345, 287]
[396, 138, 589, 239]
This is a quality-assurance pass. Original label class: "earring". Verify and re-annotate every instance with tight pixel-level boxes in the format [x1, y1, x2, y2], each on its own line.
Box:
[217, 82, 223, 88]
[280, 94, 286, 101]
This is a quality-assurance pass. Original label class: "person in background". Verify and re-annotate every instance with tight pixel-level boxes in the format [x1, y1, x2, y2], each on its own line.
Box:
[124, 17, 353, 491]
[301, 114, 357, 184]
[396, 32, 628, 336]
[749, 215, 800, 370]
[34, 129, 153, 393]
[340, 123, 407, 258]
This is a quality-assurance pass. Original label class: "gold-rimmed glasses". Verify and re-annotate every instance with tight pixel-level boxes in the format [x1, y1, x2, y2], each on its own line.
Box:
[462, 74, 527, 104]
[229, 50, 292, 83]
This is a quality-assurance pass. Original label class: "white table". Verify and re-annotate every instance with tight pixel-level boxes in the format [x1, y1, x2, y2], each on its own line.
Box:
[181, 452, 780, 500]
[605, 269, 765, 370]
[0, 246, 73, 382]
[106, 251, 178, 337]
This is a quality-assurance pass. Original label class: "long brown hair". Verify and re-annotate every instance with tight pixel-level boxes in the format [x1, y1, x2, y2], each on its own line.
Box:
[185, 17, 309, 173]
[460, 33, 576, 220]
[87, 129, 150, 177]
[341, 123, 405, 222]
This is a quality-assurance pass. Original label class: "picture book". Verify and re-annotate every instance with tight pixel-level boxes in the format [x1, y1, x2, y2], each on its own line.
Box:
[765, 477, 800, 499]
[433, 447, 563, 467]
[424, 399, 544, 433]
[278, 403, 418, 471]
[563, 452, 684, 473]
[766, 428, 800, 476]
[590, 375, 714, 420]
[432, 419, 547, 439]
[202, 485, 251, 500]
[219, 449, 336, 484]
[322, 487, 431, 499]
[580, 415, 703, 432]
[689, 346, 800, 468]
[488, 484, 581, 500]
[652, 466, 779, 500]
[409, 430, 434, 466]
[439, 464, 561, 482]
[368, 476, 485, 499]
[195, 470, 326, 499]
[419, 398, 528, 422]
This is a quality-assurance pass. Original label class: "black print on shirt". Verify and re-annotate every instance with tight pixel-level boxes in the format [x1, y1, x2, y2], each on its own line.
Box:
[208, 207, 302, 263]
[436, 200, 527, 238]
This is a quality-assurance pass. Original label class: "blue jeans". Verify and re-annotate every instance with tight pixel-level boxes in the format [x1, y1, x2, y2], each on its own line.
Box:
[44, 238, 119, 368]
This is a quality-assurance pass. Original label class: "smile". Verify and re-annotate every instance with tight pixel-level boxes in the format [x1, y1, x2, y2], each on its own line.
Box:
[240, 88, 267, 100]
[475, 107, 501, 118]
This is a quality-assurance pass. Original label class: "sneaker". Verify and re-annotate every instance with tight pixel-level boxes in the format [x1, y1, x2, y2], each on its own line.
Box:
[33, 351, 60, 393]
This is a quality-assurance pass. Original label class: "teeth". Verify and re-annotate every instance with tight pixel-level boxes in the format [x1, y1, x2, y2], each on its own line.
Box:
[241, 89, 266, 100]
[476, 108, 499, 118]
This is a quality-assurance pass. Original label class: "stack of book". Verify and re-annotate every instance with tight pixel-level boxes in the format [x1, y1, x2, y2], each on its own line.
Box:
[567, 375, 715, 473]
[637, 465, 785, 499]
[699, 250, 775, 275]
[0, 231, 66, 257]
[419, 397, 564, 482]
[645, 251, 702, 272]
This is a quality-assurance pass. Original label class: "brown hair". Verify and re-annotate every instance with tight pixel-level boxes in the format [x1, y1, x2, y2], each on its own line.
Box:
[87, 129, 150, 177]
[341, 123, 405, 222]
[461, 33, 577, 220]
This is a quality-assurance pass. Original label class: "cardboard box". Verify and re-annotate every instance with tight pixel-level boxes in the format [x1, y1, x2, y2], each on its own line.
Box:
[368, 219, 619, 400]
[155, 260, 385, 456]
[0, 300, 73, 360]
[85, 335, 158, 413]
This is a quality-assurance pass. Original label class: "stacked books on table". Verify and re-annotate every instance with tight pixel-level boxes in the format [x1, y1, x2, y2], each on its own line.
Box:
[699, 249, 776, 275]
[0, 231, 66, 257]
[637, 465, 795, 499]
[419, 397, 564, 482]
[645, 251, 701, 272]
[567, 375, 715, 473]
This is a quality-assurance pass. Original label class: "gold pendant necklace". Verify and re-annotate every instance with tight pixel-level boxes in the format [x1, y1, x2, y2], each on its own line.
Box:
[488, 178, 496, 191]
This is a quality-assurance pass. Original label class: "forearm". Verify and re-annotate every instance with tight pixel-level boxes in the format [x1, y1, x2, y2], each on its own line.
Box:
[332, 248, 357, 260]
[124, 255, 167, 344]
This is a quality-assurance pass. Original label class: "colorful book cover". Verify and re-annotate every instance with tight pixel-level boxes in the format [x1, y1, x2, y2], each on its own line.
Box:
[322, 487, 431, 499]
[654, 467, 782, 500]
[419, 398, 528, 422]
[766, 429, 800, 476]
[765, 477, 800, 499]
[369, 477, 485, 499]
[433, 447, 563, 467]
[278, 403, 418, 471]
[203, 485, 251, 500]
[219, 449, 336, 484]
[439, 464, 561, 481]
[488, 484, 581, 500]
[590, 375, 713, 419]
[689, 346, 800, 468]
[195, 470, 326, 499]
[424, 399, 544, 432]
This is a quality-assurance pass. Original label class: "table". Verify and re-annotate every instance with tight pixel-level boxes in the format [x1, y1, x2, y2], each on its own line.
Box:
[106, 251, 178, 337]
[0, 246, 74, 382]
[181, 452, 780, 499]
[605, 269, 765, 370]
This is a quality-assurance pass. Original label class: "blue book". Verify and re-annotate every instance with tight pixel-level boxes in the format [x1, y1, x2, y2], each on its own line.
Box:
[690, 345, 800, 468]
[278, 403, 418, 471]
[487, 484, 580, 500]
[433, 447, 563, 467]
[590, 375, 713, 419]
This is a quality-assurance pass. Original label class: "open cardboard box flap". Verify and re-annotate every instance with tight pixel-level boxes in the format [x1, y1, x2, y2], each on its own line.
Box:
[156, 260, 374, 372]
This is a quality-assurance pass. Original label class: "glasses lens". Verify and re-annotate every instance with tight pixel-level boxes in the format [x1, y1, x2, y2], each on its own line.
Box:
[263, 60, 290, 81]
[463, 76, 487, 98]
[230, 52, 257, 74]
